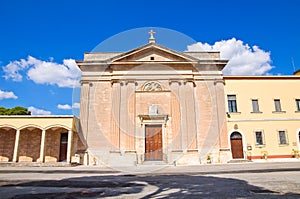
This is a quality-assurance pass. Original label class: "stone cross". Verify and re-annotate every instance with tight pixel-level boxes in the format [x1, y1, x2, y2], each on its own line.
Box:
[148, 29, 156, 43]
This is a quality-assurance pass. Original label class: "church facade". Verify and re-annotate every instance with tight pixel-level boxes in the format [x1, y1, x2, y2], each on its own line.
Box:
[76, 36, 231, 166]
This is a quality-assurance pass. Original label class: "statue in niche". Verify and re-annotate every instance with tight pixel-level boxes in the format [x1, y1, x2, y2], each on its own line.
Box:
[143, 81, 162, 91]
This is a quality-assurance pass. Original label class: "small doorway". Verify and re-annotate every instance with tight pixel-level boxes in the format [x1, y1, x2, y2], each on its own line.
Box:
[230, 131, 244, 159]
[145, 124, 163, 161]
[298, 131, 300, 149]
[59, 133, 68, 162]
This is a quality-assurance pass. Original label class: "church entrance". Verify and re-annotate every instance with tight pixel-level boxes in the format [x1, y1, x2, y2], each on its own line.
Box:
[145, 124, 163, 161]
[230, 132, 244, 159]
[59, 133, 68, 162]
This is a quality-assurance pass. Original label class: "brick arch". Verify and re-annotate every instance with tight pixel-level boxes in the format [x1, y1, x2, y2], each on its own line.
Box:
[0, 125, 17, 162]
[19, 124, 43, 131]
[44, 126, 70, 163]
[45, 125, 71, 131]
[0, 125, 17, 130]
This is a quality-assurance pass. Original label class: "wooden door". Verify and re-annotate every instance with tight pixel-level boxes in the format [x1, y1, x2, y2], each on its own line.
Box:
[145, 125, 163, 161]
[59, 133, 68, 162]
[230, 132, 244, 159]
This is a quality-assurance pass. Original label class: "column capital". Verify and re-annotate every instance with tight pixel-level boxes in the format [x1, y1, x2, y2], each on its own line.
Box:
[214, 79, 225, 85]
[111, 79, 137, 86]
[80, 80, 94, 86]
[168, 79, 182, 86]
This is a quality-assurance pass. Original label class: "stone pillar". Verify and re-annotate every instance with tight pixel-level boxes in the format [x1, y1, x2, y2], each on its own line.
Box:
[178, 80, 188, 150]
[119, 81, 127, 151]
[184, 81, 197, 149]
[79, 82, 90, 146]
[214, 80, 230, 163]
[111, 81, 121, 149]
[39, 130, 46, 163]
[169, 80, 182, 150]
[67, 130, 73, 163]
[126, 81, 136, 150]
[119, 80, 136, 151]
[13, 129, 20, 162]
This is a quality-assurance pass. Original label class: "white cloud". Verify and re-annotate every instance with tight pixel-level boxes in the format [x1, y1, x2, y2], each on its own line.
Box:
[57, 104, 72, 110]
[57, 103, 80, 110]
[2, 58, 29, 81]
[72, 102, 80, 109]
[28, 106, 51, 115]
[0, 90, 18, 100]
[2, 56, 81, 87]
[187, 38, 274, 75]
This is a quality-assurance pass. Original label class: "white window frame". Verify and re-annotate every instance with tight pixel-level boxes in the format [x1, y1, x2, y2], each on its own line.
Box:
[254, 130, 265, 146]
[227, 95, 238, 113]
[251, 99, 260, 113]
[278, 130, 288, 145]
[274, 99, 282, 112]
[296, 99, 300, 112]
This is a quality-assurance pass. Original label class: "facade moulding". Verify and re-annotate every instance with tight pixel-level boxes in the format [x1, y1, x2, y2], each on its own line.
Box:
[110, 79, 138, 86]
[228, 118, 300, 122]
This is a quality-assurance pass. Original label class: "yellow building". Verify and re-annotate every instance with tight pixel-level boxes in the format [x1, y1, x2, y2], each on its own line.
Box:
[224, 76, 300, 161]
[0, 116, 85, 164]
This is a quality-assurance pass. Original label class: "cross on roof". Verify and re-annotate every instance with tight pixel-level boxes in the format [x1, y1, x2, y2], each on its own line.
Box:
[148, 29, 156, 43]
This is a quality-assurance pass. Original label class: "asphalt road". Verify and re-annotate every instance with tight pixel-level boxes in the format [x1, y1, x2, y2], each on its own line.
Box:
[0, 162, 300, 198]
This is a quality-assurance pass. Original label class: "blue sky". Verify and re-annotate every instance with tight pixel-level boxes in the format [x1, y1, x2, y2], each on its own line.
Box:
[0, 0, 300, 115]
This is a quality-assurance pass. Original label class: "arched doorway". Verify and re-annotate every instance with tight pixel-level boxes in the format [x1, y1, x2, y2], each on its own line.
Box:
[298, 131, 300, 149]
[45, 127, 69, 162]
[18, 127, 42, 162]
[230, 131, 244, 159]
[0, 127, 16, 162]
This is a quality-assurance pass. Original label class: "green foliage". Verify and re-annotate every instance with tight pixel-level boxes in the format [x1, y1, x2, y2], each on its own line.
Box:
[0, 106, 31, 115]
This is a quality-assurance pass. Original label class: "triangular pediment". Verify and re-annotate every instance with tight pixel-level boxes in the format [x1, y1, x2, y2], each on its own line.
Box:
[110, 43, 198, 63]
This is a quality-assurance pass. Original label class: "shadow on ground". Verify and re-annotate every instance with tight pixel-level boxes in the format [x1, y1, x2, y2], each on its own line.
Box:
[1, 174, 300, 198]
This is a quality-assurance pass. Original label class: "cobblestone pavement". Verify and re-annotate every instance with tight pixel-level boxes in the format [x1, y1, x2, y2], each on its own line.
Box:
[0, 162, 300, 198]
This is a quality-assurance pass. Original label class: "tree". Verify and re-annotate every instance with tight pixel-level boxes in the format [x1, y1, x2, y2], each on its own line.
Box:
[0, 106, 31, 115]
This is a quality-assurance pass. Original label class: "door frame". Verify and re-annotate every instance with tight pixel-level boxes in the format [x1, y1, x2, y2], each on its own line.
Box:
[145, 124, 163, 161]
[297, 128, 300, 152]
[228, 130, 246, 159]
[59, 132, 68, 162]
[142, 122, 166, 162]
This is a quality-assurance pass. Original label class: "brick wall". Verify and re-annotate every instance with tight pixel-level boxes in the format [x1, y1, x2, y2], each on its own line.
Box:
[18, 128, 41, 162]
[44, 129, 61, 162]
[0, 129, 15, 162]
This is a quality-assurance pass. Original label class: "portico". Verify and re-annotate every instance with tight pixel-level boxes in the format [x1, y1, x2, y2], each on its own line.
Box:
[0, 116, 84, 163]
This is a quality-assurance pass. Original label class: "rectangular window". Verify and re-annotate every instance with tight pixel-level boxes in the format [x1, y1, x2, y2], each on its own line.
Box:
[255, 131, 264, 145]
[274, 99, 282, 112]
[252, 99, 260, 112]
[227, 95, 237, 113]
[296, 99, 300, 111]
[278, 130, 287, 145]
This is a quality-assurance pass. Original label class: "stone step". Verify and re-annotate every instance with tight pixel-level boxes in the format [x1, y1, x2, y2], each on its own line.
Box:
[142, 161, 168, 165]
[0, 162, 73, 167]
[228, 159, 252, 163]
